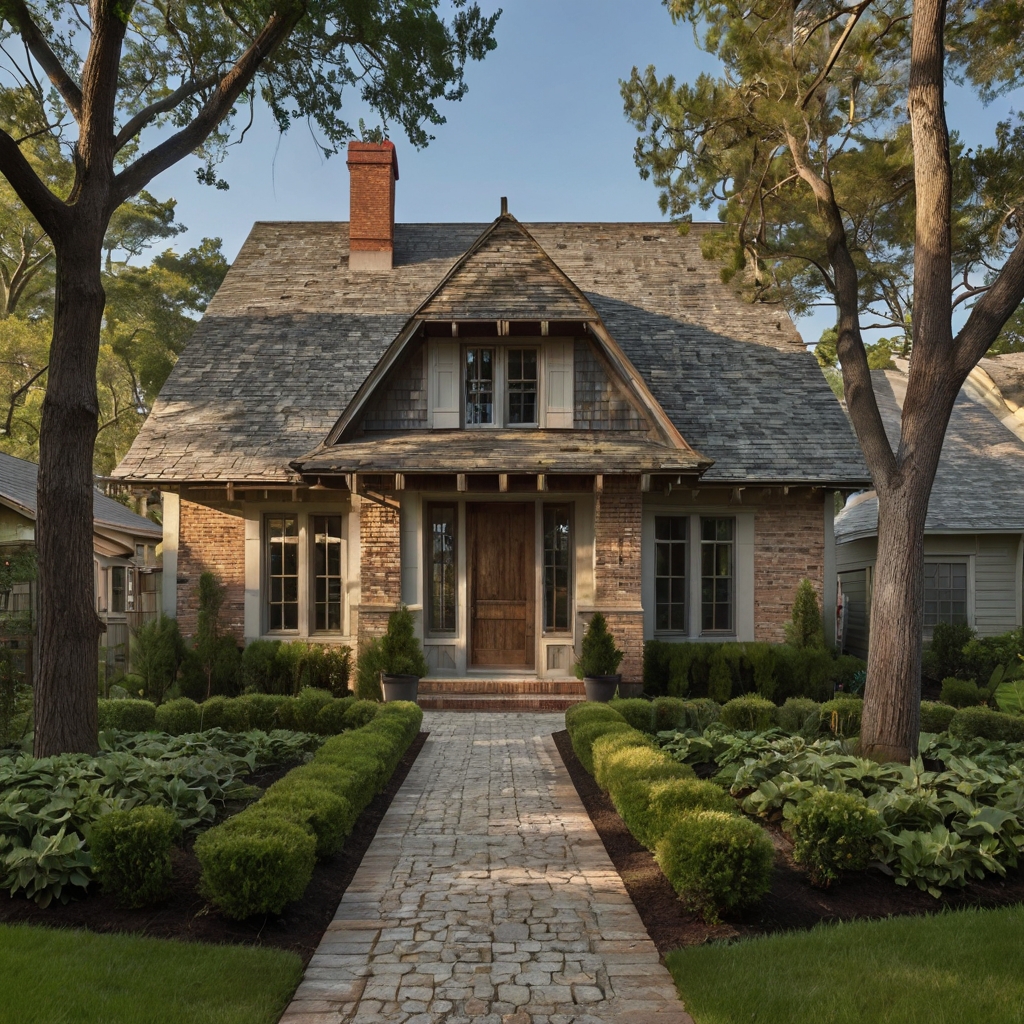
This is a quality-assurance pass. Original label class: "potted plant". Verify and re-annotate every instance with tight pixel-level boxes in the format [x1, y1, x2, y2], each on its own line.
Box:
[363, 606, 428, 702]
[576, 612, 625, 702]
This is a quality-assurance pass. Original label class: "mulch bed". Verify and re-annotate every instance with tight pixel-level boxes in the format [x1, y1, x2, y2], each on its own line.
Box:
[552, 729, 1024, 953]
[0, 731, 428, 965]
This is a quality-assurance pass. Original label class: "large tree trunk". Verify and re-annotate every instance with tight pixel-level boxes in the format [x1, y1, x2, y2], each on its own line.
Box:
[33, 222, 106, 756]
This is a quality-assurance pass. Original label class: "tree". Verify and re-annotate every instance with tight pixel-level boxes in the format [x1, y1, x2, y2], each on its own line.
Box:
[623, 0, 1024, 761]
[785, 579, 826, 650]
[0, 1, 499, 756]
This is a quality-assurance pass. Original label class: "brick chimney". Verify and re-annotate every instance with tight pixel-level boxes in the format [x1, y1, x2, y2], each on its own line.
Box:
[347, 140, 399, 271]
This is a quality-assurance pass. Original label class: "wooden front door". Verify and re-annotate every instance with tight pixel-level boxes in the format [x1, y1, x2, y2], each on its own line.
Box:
[468, 502, 535, 668]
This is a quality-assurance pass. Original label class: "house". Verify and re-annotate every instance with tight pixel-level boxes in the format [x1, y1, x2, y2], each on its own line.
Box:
[112, 141, 868, 707]
[0, 451, 163, 682]
[835, 364, 1024, 659]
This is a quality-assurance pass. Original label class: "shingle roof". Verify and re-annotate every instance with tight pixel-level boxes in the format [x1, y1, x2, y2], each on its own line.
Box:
[834, 370, 1024, 541]
[0, 451, 162, 537]
[113, 220, 868, 486]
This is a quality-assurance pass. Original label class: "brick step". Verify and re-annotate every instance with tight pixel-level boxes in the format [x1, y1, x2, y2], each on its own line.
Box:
[416, 693, 585, 712]
[418, 678, 584, 695]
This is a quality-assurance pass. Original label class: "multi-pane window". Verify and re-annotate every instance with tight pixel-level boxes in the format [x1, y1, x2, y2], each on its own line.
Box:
[267, 516, 299, 631]
[507, 349, 538, 425]
[924, 562, 968, 628]
[544, 505, 572, 631]
[313, 515, 343, 631]
[465, 348, 495, 425]
[111, 566, 126, 613]
[429, 505, 457, 632]
[701, 517, 734, 633]
[655, 516, 687, 632]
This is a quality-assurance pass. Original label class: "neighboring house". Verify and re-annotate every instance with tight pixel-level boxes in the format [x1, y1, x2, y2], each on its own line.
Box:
[113, 141, 868, 707]
[835, 366, 1024, 659]
[0, 451, 163, 682]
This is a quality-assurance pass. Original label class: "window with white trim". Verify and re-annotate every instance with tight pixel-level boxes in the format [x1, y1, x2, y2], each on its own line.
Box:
[655, 515, 687, 632]
[266, 515, 299, 631]
[924, 561, 968, 629]
[701, 517, 735, 633]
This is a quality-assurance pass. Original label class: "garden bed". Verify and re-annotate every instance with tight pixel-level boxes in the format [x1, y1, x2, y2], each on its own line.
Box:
[0, 730, 427, 964]
[553, 729, 1024, 952]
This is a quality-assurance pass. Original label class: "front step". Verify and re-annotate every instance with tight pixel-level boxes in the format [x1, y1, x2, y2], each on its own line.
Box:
[417, 692, 584, 712]
[418, 677, 584, 696]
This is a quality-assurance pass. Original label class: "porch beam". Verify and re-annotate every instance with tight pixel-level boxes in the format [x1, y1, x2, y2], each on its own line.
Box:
[499, 473, 508, 493]
[537, 474, 547, 492]
[394, 473, 406, 491]
[457, 474, 468, 492]
[593, 473, 603, 495]
[640, 473, 652, 492]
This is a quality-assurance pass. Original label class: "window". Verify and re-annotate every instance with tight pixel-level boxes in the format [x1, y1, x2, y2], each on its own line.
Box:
[465, 348, 494, 425]
[924, 562, 968, 628]
[428, 505, 457, 632]
[111, 566, 126, 613]
[701, 517, 734, 632]
[507, 349, 538, 425]
[544, 505, 572, 632]
[267, 516, 299, 631]
[655, 515, 687, 632]
[313, 516, 343, 631]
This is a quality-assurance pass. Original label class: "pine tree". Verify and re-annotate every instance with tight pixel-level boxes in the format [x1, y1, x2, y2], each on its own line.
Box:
[786, 580, 826, 650]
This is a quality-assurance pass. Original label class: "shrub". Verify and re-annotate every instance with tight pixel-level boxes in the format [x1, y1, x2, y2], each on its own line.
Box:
[300, 645, 352, 695]
[680, 698, 721, 731]
[131, 615, 187, 703]
[786, 789, 880, 886]
[926, 622, 976, 681]
[313, 697, 353, 736]
[610, 698, 653, 733]
[592, 732, 661, 792]
[656, 810, 775, 923]
[565, 702, 622, 731]
[643, 778, 736, 850]
[748, 643, 778, 700]
[949, 706, 1024, 743]
[179, 572, 242, 700]
[707, 649, 733, 703]
[240, 639, 286, 694]
[89, 806, 179, 907]
[571, 720, 632, 776]
[154, 697, 201, 735]
[198, 695, 250, 732]
[920, 701, 957, 734]
[652, 696, 689, 732]
[777, 697, 821, 735]
[259, 784, 355, 857]
[962, 628, 1024, 686]
[819, 696, 863, 737]
[235, 694, 289, 732]
[96, 698, 156, 733]
[195, 810, 316, 919]
[291, 687, 335, 732]
[343, 699, 379, 731]
[576, 612, 624, 679]
[785, 579, 825, 649]
[940, 677, 984, 708]
[356, 607, 428, 700]
[720, 695, 777, 732]
[0, 648, 31, 749]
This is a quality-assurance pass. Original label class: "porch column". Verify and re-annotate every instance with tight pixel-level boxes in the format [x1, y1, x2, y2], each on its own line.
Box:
[593, 475, 644, 683]
[357, 497, 402, 647]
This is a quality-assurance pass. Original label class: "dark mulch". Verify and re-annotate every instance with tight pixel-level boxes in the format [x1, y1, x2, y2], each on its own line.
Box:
[0, 731, 428, 965]
[552, 729, 1024, 953]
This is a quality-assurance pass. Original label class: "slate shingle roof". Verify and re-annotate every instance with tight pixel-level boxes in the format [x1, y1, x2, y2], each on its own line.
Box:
[0, 451, 162, 537]
[834, 370, 1024, 541]
[113, 220, 868, 486]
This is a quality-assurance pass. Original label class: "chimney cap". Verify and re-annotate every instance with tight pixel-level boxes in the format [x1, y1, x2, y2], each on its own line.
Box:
[346, 139, 399, 181]
[500, 196, 508, 215]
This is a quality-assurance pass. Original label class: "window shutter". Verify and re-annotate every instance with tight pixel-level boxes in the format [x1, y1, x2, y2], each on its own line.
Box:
[431, 341, 460, 428]
[545, 340, 574, 428]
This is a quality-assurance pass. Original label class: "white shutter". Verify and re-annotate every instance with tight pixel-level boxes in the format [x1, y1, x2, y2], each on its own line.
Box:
[431, 341, 460, 428]
[545, 340, 574, 428]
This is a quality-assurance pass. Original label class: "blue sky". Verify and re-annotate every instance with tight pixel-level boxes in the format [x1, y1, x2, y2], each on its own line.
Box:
[151, 0, 1018, 348]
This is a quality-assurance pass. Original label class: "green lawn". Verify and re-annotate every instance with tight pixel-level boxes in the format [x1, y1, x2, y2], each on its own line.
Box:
[668, 905, 1024, 1024]
[0, 924, 302, 1024]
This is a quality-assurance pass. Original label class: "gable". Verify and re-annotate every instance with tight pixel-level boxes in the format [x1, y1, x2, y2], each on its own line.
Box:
[574, 338, 647, 432]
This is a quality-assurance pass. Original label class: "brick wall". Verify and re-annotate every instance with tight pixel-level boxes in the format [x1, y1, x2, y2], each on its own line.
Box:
[593, 476, 643, 681]
[347, 142, 396, 253]
[176, 499, 245, 641]
[754, 493, 825, 642]
[358, 499, 402, 647]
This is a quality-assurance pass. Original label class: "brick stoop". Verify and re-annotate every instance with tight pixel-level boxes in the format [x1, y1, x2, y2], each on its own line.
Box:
[416, 677, 586, 712]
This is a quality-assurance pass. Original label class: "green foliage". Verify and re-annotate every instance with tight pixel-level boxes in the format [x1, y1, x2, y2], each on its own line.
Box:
[949, 706, 1024, 743]
[97, 698, 157, 733]
[259, 784, 355, 858]
[926, 623, 978, 681]
[819, 697, 863, 738]
[88, 806, 179, 907]
[963, 629, 1024, 686]
[940, 678, 985, 709]
[777, 698, 822, 736]
[609, 698, 653, 733]
[720, 695, 777, 732]
[994, 677, 1024, 716]
[644, 778, 737, 850]
[785, 580, 825, 649]
[342, 699, 379, 731]
[0, 827, 92, 908]
[707, 649, 732, 703]
[240, 640, 284, 693]
[131, 616, 187, 703]
[0, 648, 31, 749]
[651, 696, 689, 732]
[656, 811, 775, 923]
[920, 701, 957, 734]
[154, 697, 200, 735]
[357, 607, 428, 699]
[575, 612, 624, 679]
[236, 694, 289, 732]
[195, 810, 316, 919]
[180, 572, 241, 701]
[786, 789, 881, 886]
[591, 731, 661, 792]
[290, 687, 334, 733]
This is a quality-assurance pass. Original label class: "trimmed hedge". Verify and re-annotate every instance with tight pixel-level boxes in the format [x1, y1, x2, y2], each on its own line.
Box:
[644, 778, 735, 849]
[920, 701, 957, 734]
[97, 699, 157, 733]
[949, 706, 1024, 743]
[940, 677, 985, 709]
[777, 697, 821, 735]
[196, 701, 422, 919]
[610, 698, 654, 734]
[786, 788, 880, 886]
[89, 805, 179, 907]
[819, 696, 863, 737]
[720, 695, 777, 732]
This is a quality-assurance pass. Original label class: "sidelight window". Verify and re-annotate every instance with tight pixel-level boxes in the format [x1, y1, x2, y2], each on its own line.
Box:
[313, 515, 343, 631]
[465, 348, 495, 425]
[429, 504, 457, 632]
[700, 517, 734, 633]
[544, 504, 572, 632]
[267, 515, 299, 631]
[655, 515, 687, 632]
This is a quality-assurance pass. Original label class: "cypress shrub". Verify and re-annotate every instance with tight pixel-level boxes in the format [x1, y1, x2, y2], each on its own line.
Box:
[785, 579, 826, 649]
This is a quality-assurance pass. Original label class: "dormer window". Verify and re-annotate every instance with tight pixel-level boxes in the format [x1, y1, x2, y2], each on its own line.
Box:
[507, 349, 538, 425]
[465, 348, 494, 425]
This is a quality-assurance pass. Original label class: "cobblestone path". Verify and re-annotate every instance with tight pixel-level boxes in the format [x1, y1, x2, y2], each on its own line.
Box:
[280, 711, 693, 1024]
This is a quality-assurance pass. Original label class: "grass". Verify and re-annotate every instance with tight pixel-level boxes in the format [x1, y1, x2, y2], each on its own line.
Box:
[0, 924, 303, 1024]
[667, 905, 1024, 1024]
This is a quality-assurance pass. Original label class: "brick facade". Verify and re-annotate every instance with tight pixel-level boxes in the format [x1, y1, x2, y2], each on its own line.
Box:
[346, 141, 397, 255]
[754, 493, 825, 642]
[593, 476, 643, 682]
[358, 498, 402, 647]
[176, 499, 245, 641]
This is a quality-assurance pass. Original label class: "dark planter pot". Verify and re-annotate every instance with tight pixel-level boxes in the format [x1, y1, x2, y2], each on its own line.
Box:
[616, 681, 644, 699]
[381, 674, 420, 703]
[584, 674, 621, 702]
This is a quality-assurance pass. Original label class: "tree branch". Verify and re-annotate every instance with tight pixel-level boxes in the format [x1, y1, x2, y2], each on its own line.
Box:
[113, 73, 222, 153]
[113, 5, 306, 205]
[4, 0, 83, 120]
[2, 362, 48, 437]
[0, 128, 65, 236]
[800, 0, 875, 110]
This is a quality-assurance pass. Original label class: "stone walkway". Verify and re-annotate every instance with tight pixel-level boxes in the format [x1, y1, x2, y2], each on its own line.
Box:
[280, 712, 693, 1024]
